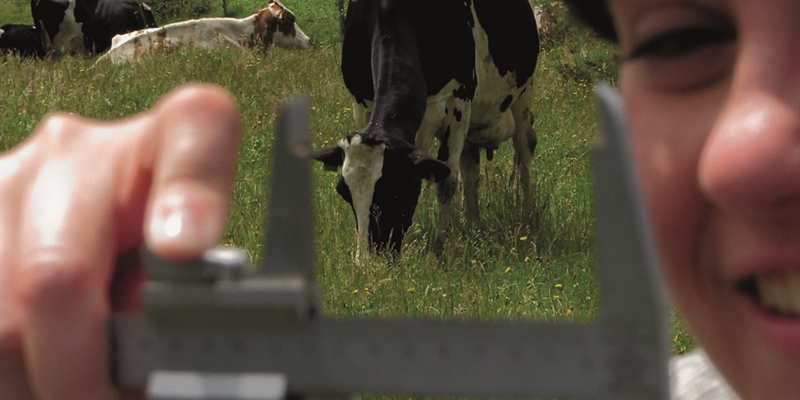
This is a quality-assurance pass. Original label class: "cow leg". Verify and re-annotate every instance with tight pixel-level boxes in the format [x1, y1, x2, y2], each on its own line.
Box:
[415, 101, 448, 154]
[39, 21, 53, 54]
[352, 100, 373, 129]
[460, 140, 481, 221]
[510, 88, 537, 214]
[412, 100, 450, 226]
[435, 100, 470, 240]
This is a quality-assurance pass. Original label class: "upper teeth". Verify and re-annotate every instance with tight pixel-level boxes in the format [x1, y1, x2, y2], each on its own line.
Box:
[756, 271, 800, 316]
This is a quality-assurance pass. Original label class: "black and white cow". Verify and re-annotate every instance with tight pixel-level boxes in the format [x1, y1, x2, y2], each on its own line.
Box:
[0, 24, 45, 58]
[31, 0, 157, 55]
[311, 0, 540, 260]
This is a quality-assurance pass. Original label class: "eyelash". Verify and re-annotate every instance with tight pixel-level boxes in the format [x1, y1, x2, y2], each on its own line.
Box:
[628, 26, 736, 59]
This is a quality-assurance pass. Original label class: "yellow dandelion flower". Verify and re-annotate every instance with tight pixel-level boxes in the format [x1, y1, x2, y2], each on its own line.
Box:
[553, 295, 560, 299]
[353, 289, 359, 294]
[442, 293, 447, 298]
[524, 256, 530, 262]
[407, 287, 415, 293]
[555, 283, 563, 289]
[504, 267, 511, 273]
[519, 236, 528, 241]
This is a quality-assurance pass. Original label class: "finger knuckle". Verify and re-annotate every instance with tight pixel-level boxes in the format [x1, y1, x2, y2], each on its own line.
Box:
[33, 113, 86, 150]
[16, 251, 98, 314]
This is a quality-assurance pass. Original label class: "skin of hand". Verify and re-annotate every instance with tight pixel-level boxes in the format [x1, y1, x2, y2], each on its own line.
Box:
[608, 0, 800, 399]
[0, 83, 242, 399]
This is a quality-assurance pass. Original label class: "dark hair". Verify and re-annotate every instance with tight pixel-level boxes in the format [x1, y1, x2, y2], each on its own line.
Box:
[563, 0, 618, 42]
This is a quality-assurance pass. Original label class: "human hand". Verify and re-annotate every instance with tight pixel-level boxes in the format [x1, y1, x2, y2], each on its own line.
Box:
[0, 83, 242, 399]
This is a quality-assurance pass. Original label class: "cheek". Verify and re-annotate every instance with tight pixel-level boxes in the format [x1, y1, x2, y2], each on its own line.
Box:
[622, 87, 711, 301]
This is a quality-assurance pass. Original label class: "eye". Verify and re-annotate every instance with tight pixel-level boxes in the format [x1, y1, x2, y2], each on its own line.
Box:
[628, 26, 736, 59]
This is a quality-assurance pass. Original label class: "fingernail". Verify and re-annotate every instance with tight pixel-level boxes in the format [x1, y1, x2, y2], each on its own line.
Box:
[148, 193, 219, 255]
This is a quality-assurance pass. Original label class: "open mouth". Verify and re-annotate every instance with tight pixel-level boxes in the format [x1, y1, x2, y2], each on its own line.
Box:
[736, 270, 800, 319]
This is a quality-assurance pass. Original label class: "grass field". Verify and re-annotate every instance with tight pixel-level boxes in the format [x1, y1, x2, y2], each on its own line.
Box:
[0, 0, 695, 392]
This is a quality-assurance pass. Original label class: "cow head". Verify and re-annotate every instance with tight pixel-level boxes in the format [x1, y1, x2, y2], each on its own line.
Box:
[252, 0, 310, 52]
[312, 133, 450, 260]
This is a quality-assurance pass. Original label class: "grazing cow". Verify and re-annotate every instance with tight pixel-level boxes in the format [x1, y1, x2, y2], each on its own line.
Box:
[0, 24, 45, 58]
[96, 0, 309, 64]
[311, 0, 540, 260]
[30, 0, 157, 55]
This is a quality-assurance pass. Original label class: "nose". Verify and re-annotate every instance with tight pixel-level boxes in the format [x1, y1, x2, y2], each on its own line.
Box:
[295, 27, 310, 49]
[698, 33, 800, 219]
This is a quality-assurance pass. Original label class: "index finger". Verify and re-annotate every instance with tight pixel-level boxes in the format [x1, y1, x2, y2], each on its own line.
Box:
[16, 84, 242, 398]
[123, 83, 243, 259]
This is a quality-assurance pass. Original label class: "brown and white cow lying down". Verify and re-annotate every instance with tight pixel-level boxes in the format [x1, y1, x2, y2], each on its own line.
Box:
[96, 0, 309, 64]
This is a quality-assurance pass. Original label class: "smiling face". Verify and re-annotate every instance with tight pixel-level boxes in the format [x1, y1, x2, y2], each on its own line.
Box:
[605, 0, 800, 398]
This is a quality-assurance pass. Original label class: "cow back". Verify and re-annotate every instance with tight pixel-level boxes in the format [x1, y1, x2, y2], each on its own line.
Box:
[88, 0, 158, 52]
[341, 0, 477, 107]
[473, 0, 539, 88]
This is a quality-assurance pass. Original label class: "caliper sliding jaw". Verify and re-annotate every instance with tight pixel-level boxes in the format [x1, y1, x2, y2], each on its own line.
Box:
[112, 84, 671, 400]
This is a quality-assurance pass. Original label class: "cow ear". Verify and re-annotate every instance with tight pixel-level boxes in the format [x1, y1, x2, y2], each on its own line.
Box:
[310, 146, 344, 172]
[411, 151, 450, 182]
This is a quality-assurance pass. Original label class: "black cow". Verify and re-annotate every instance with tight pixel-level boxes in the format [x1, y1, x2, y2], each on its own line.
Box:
[312, 0, 540, 260]
[31, 0, 157, 55]
[0, 24, 45, 58]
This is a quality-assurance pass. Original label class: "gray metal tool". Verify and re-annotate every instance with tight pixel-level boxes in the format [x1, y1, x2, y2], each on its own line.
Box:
[111, 83, 670, 399]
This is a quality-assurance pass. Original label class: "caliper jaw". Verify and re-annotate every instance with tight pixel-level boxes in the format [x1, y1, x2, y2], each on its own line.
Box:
[113, 86, 671, 400]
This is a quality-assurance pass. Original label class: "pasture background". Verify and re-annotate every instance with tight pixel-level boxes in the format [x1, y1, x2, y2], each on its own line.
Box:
[0, 0, 694, 393]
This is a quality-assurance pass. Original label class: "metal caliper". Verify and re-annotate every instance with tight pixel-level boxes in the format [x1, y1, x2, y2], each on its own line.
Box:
[111, 83, 671, 400]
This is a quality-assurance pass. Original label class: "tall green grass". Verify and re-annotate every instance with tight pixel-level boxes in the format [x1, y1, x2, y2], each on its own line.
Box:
[0, 0, 695, 380]
[0, 0, 32, 25]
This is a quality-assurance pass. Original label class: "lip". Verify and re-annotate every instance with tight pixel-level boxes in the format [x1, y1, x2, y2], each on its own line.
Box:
[733, 288, 800, 353]
[720, 227, 800, 351]
[729, 250, 800, 354]
[729, 244, 800, 283]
